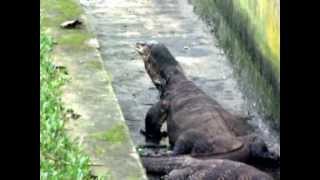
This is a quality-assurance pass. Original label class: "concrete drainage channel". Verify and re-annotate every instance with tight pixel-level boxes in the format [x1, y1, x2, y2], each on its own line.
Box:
[77, 0, 279, 179]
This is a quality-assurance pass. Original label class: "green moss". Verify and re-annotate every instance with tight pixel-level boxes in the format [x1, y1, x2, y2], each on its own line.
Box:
[91, 124, 128, 144]
[195, 0, 279, 76]
[94, 146, 106, 156]
[85, 59, 104, 71]
[234, 0, 280, 74]
[191, 0, 280, 128]
[127, 176, 143, 180]
[41, 0, 92, 50]
[41, 0, 82, 19]
[58, 31, 90, 46]
[40, 0, 83, 31]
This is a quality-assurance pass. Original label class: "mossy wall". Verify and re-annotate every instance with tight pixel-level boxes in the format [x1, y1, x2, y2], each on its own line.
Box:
[192, 0, 280, 129]
[236, 0, 280, 74]
[211, 0, 280, 88]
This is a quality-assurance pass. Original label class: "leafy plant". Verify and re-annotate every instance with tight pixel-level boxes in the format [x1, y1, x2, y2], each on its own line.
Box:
[40, 30, 92, 179]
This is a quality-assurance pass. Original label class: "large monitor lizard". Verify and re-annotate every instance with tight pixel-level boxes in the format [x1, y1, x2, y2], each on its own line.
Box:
[135, 41, 280, 174]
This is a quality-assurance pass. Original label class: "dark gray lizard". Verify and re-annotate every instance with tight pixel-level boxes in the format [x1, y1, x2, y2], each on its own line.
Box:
[143, 155, 273, 180]
[135, 41, 280, 172]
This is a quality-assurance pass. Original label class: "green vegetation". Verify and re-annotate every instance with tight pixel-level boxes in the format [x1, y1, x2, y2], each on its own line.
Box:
[40, 0, 82, 28]
[236, 0, 280, 73]
[85, 60, 104, 71]
[40, 0, 95, 178]
[40, 30, 92, 179]
[58, 31, 90, 47]
[40, 0, 93, 51]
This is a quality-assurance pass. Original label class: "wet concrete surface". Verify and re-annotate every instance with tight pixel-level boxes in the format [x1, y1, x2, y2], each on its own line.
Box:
[80, 0, 279, 178]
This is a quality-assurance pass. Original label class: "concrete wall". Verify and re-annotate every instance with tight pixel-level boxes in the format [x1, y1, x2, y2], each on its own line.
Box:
[236, 0, 280, 76]
[214, 0, 280, 87]
[232, 0, 280, 130]
[192, 0, 280, 128]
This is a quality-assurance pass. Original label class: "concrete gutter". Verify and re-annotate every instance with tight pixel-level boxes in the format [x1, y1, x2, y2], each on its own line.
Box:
[40, 0, 147, 179]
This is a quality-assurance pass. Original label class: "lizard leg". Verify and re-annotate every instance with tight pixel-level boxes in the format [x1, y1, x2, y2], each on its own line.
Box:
[141, 100, 169, 144]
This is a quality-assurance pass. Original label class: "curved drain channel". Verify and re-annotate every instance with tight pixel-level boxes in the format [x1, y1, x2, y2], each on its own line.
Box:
[80, 0, 279, 178]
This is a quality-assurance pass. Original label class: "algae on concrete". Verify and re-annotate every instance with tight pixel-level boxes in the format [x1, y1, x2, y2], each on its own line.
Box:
[58, 31, 91, 46]
[84, 59, 104, 71]
[90, 123, 128, 144]
[191, 0, 280, 130]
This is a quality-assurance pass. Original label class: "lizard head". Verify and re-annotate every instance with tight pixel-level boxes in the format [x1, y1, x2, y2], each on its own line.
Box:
[135, 41, 180, 91]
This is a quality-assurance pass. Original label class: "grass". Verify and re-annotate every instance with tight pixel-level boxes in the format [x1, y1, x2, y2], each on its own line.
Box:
[40, 29, 93, 179]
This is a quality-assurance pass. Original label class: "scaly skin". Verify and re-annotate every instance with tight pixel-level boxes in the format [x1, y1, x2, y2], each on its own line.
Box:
[143, 156, 273, 180]
[136, 41, 280, 174]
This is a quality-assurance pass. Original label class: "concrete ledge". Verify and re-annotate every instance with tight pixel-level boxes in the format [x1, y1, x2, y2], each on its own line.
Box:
[41, 0, 147, 179]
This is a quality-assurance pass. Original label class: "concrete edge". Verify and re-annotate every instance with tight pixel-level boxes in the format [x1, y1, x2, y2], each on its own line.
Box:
[41, 0, 148, 179]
